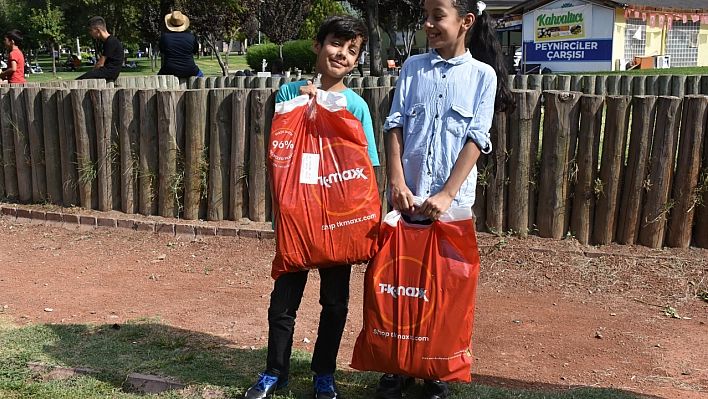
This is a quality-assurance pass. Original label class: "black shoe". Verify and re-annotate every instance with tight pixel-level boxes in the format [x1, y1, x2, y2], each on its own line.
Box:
[423, 380, 449, 399]
[313, 374, 340, 399]
[244, 371, 288, 399]
[375, 374, 415, 399]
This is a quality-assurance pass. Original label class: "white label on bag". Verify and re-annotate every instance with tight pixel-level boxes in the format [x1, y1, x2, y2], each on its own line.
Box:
[300, 153, 320, 184]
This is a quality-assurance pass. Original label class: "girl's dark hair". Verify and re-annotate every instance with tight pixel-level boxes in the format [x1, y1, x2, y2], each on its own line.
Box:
[316, 14, 369, 55]
[4, 29, 22, 46]
[452, 0, 515, 112]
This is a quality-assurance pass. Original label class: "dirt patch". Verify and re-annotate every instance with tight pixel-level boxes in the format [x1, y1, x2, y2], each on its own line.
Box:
[0, 214, 706, 399]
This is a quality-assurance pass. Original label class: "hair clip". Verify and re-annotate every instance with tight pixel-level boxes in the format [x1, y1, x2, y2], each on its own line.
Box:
[477, 1, 486, 15]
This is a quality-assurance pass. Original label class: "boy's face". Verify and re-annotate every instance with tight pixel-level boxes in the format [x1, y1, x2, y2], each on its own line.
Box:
[4, 37, 12, 49]
[313, 33, 363, 79]
[88, 26, 101, 39]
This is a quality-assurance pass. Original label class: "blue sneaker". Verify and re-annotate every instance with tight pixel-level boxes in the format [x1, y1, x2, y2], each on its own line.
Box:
[244, 371, 288, 399]
[313, 374, 340, 399]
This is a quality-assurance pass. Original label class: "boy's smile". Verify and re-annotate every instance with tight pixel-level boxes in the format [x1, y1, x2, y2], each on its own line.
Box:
[313, 33, 362, 80]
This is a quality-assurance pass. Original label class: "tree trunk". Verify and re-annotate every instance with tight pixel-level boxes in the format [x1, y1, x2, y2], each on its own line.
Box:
[207, 38, 228, 77]
[365, 0, 382, 77]
[52, 43, 57, 77]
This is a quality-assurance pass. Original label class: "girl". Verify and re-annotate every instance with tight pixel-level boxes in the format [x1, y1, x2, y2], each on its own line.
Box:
[376, 1, 514, 398]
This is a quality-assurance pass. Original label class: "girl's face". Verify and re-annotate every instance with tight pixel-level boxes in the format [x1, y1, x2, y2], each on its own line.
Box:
[423, 0, 474, 59]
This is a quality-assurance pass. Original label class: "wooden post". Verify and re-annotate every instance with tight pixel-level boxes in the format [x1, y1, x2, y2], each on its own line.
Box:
[507, 90, 541, 236]
[9, 88, 32, 203]
[638, 96, 683, 248]
[557, 75, 571, 92]
[542, 75, 556, 91]
[363, 87, 392, 220]
[592, 96, 631, 245]
[118, 88, 139, 214]
[23, 87, 47, 203]
[701, 75, 708, 95]
[645, 75, 658, 95]
[671, 75, 686, 97]
[594, 75, 607, 96]
[570, 95, 603, 245]
[248, 89, 277, 222]
[89, 89, 115, 211]
[582, 75, 595, 94]
[514, 74, 528, 90]
[536, 90, 581, 239]
[70, 88, 98, 209]
[526, 75, 541, 91]
[56, 89, 78, 206]
[378, 76, 391, 87]
[486, 111, 508, 233]
[616, 96, 657, 245]
[472, 153, 488, 232]
[252, 77, 268, 88]
[41, 89, 63, 204]
[156, 90, 181, 217]
[207, 89, 234, 221]
[184, 89, 209, 220]
[696, 102, 708, 248]
[138, 89, 158, 215]
[632, 75, 646, 95]
[666, 95, 708, 248]
[0, 88, 18, 200]
[657, 75, 671, 96]
[685, 75, 700, 95]
[230, 89, 249, 220]
[507, 75, 515, 90]
[570, 75, 583, 92]
[606, 75, 620, 95]
[620, 76, 633, 95]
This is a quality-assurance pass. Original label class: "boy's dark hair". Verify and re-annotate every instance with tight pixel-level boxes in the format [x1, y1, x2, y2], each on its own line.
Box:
[315, 14, 368, 54]
[87, 16, 107, 31]
[273, 59, 285, 74]
[5, 29, 22, 46]
[449, 0, 514, 112]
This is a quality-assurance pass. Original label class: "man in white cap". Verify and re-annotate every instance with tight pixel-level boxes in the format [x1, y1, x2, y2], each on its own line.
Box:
[158, 11, 203, 78]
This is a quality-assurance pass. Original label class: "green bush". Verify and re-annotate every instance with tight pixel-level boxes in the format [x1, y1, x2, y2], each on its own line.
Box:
[245, 43, 280, 72]
[283, 40, 316, 74]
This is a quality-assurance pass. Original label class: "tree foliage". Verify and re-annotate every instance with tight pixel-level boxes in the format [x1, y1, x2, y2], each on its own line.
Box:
[379, 0, 424, 62]
[180, 0, 240, 76]
[259, 0, 312, 59]
[30, 0, 65, 75]
[299, 0, 345, 40]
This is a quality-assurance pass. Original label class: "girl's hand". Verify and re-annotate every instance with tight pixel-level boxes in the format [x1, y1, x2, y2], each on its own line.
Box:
[417, 192, 454, 221]
[299, 80, 317, 98]
[390, 181, 415, 212]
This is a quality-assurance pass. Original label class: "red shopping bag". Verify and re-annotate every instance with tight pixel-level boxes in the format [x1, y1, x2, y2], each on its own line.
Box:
[268, 91, 381, 280]
[350, 206, 480, 382]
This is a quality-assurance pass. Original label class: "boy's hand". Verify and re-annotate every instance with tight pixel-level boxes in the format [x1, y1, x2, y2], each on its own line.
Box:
[417, 192, 454, 221]
[389, 180, 415, 212]
[299, 81, 317, 98]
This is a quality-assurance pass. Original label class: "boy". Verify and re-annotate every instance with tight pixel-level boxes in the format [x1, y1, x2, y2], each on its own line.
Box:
[0, 30, 25, 83]
[76, 16, 123, 81]
[244, 14, 379, 399]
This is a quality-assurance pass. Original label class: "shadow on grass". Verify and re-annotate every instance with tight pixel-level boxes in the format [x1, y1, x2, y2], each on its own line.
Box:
[0, 319, 664, 398]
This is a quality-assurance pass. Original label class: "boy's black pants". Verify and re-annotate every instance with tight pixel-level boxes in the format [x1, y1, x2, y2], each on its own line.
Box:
[266, 264, 351, 377]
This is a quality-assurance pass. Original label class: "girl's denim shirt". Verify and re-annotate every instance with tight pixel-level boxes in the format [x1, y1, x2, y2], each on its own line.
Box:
[384, 49, 496, 208]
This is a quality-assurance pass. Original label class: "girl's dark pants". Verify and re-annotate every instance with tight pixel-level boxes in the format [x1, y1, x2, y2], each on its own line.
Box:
[266, 264, 351, 377]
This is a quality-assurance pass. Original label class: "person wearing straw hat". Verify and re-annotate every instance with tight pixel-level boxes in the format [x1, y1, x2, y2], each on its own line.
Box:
[76, 16, 123, 81]
[158, 11, 203, 78]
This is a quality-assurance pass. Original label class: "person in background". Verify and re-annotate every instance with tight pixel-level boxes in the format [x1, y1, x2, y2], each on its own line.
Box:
[0, 29, 25, 83]
[158, 11, 203, 78]
[76, 16, 123, 81]
[357, 48, 367, 77]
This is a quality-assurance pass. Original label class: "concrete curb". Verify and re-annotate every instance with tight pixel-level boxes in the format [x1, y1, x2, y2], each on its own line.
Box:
[0, 203, 273, 240]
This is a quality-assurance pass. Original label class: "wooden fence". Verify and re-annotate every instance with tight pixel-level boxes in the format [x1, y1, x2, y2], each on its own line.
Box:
[510, 74, 708, 97]
[0, 85, 706, 249]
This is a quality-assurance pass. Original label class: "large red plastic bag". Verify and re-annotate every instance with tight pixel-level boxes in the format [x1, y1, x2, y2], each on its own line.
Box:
[350, 202, 480, 382]
[268, 91, 381, 280]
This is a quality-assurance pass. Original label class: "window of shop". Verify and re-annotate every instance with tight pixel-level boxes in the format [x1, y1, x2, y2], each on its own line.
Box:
[624, 18, 646, 61]
[666, 20, 700, 67]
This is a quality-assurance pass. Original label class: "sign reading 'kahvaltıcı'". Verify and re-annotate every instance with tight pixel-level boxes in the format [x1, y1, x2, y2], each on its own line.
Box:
[534, 4, 592, 42]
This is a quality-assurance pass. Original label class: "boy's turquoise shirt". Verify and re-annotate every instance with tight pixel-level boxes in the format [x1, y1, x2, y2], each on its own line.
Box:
[275, 80, 380, 166]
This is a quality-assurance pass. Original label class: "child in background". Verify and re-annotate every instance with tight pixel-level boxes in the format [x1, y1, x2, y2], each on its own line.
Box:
[376, 0, 514, 398]
[244, 14, 379, 399]
[0, 30, 25, 83]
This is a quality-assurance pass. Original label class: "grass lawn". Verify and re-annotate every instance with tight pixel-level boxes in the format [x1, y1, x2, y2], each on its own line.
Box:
[23, 53, 251, 83]
[0, 317, 644, 399]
